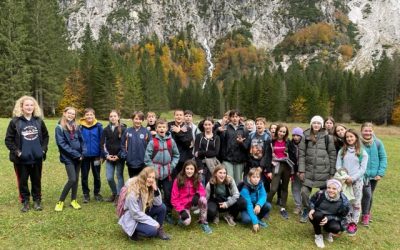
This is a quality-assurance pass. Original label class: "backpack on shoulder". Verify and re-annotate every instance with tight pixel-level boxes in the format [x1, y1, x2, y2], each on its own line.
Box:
[116, 185, 128, 218]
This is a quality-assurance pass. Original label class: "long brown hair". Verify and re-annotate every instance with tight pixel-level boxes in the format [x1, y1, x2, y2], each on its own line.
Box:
[60, 107, 77, 132]
[209, 164, 232, 185]
[126, 167, 157, 212]
[109, 110, 123, 138]
[341, 129, 362, 158]
[177, 159, 200, 189]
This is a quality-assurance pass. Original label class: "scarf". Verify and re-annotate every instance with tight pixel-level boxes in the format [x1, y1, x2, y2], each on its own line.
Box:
[324, 190, 340, 202]
[361, 137, 373, 146]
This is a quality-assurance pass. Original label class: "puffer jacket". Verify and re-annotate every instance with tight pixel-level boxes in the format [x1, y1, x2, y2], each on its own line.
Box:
[79, 118, 103, 157]
[220, 123, 249, 163]
[362, 138, 387, 179]
[298, 128, 336, 188]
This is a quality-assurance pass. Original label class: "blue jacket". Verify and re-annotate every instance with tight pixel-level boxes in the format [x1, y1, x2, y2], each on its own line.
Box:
[55, 123, 86, 164]
[120, 126, 151, 168]
[79, 119, 103, 157]
[363, 138, 387, 179]
[240, 177, 268, 225]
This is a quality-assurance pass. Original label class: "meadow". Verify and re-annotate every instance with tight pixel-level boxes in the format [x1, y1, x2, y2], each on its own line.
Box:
[0, 117, 399, 249]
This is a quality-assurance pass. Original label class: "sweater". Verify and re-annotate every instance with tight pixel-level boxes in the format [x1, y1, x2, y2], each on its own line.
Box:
[336, 147, 368, 182]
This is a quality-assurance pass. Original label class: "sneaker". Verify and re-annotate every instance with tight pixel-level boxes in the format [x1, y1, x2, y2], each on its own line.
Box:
[280, 209, 289, 219]
[193, 207, 200, 215]
[33, 200, 42, 211]
[21, 201, 30, 212]
[200, 223, 213, 234]
[213, 216, 220, 225]
[114, 195, 119, 206]
[55, 201, 64, 212]
[327, 233, 334, 243]
[157, 227, 171, 240]
[293, 207, 302, 215]
[361, 214, 370, 227]
[83, 194, 90, 203]
[94, 194, 103, 202]
[165, 213, 175, 225]
[223, 214, 236, 226]
[300, 208, 308, 223]
[314, 234, 325, 248]
[105, 194, 116, 202]
[258, 220, 268, 228]
[346, 222, 357, 236]
[70, 200, 81, 209]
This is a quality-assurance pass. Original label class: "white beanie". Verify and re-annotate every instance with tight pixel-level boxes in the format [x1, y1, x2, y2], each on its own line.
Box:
[310, 115, 324, 127]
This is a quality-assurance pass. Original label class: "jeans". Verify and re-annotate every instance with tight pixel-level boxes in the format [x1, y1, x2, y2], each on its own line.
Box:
[60, 160, 80, 201]
[134, 204, 166, 237]
[106, 160, 124, 195]
[241, 202, 271, 224]
[81, 156, 101, 195]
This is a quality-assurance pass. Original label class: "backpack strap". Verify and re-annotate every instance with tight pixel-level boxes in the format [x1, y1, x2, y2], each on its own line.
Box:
[166, 138, 172, 157]
[314, 190, 324, 208]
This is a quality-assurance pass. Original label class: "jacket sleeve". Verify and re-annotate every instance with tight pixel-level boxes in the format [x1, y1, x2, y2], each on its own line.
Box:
[126, 194, 158, 227]
[327, 135, 337, 176]
[100, 128, 108, 157]
[152, 189, 163, 206]
[309, 191, 320, 210]
[261, 139, 272, 172]
[55, 126, 82, 159]
[5, 119, 20, 157]
[144, 139, 154, 167]
[377, 139, 388, 177]
[119, 129, 128, 160]
[298, 137, 306, 173]
[354, 150, 368, 182]
[240, 187, 258, 225]
[40, 120, 49, 153]
[226, 178, 239, 207]
[256, 185, 267, 207]
[170, 140, 180, 169]
[205, 182, 211, 200]
[171, 179, 185, 212]
[335, 149, 343, 171]
[194, 134, 202, 157]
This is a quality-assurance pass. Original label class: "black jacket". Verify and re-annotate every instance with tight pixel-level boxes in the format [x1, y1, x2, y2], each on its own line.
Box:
[168, 121, 193, 163]
[100, 123, 127, 157]
[220, 123, 249, 163]
[287, 139, 300, 173]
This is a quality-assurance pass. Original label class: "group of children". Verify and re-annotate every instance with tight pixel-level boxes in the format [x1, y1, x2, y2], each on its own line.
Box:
[5, 96, 388, 248]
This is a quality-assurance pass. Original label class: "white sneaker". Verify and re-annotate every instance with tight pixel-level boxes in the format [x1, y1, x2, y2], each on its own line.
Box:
[327, 233, 333, 243]
[315, 234, 325, 248]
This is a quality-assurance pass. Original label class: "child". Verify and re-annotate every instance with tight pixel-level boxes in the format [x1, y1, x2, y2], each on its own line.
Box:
[79, 108, 104, 203]
[309, 179, 350, 248]
[245, 119, 256, 133]
[171, 160, 212, 234]
[100, 110, 127, 203]
[220, 110, 249, 183]
[298, 115, 336, 223]
[360, 122, 387, 227]
[120, 111, 151, 178]
[184, 110, 201, 149]
[144, 118, 180, 223]
[118, 167, 170, 241]
[5, 96, 49, 212]
[269, 123, 277, 140]
[206, 164, 246, 225]
[333, 124, 347, 154]
[288, 127, 303, 215]
[240, 167, 271, 232]
[336, 129, 368, 236]
[146, 111, 157, 137]
[54, 107, 85, 211]
[324, 116, 335, 135]
[214, 110, 230, 161]
[267, 124, 293, 219]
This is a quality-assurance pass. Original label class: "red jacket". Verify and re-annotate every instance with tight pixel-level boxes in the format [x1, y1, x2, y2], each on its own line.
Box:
[171, 177, 206, 212]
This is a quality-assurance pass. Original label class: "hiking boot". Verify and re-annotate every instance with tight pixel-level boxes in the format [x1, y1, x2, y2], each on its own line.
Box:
[33, 200, 42, 211]
[200, 223, 213, 234]
[327, 233, 334, 243]
[258, 220, 268, 228]
[157, 227, 171, 240]
[70, 200, 81, 210]
[55, 201, 64, 212]
[347, 223, 357, 236]
[21, 201, 30, 212]
[314, 234, 325, 248]
[165, 213, 175, 225]
[280, 209, 289, 219]
[106, 194, 116, 202]
[94, 194, 103, 202]
[223, 214, 236, 226]
[293, 207, 302, 215]
[361, 214, 370, 227]
[83, 194, 90, 203]
[113, 195, 119, 206]
[300, 208, 309, 223]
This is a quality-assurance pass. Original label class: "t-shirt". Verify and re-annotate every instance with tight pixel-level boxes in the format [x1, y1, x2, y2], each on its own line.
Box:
[273, 140, 286, 159]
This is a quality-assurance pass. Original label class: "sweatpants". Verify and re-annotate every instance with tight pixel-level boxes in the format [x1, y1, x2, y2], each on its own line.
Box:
[347, 179, 363, 224]
[179, 196, 208, 225]
[361, 179, 378, 215]
[223, 161, 245, 184]
[14, 162, 43, 203]
[133, 204, 166, 237]
[81, 156, 101, 195]
[59, 160, 80, 201]
[241, 202, 271, 224]
[310, 211, 342, 235]
[207, 196, 247, 222]
[267, 162, 291, 208]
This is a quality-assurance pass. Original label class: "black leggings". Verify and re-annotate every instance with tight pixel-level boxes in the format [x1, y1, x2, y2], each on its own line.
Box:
[310, 211, 341, 235]
[60, 160, 80, 201]
[207, 196, 246, 222]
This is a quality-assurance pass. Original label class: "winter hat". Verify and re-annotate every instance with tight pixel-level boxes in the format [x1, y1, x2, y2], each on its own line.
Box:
[292, 127, 304, 137]
[327, 179, 342, 191]
[310, 115, 324, 127]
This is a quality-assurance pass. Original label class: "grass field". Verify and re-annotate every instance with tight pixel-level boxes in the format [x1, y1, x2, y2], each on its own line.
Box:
[0, 118, 399, 249]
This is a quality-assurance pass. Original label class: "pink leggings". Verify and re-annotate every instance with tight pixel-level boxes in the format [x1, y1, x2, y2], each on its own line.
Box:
[180, 197, 208, 225]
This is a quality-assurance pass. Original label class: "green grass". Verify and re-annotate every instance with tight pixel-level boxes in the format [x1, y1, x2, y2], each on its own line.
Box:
[0, 118, 399, 249]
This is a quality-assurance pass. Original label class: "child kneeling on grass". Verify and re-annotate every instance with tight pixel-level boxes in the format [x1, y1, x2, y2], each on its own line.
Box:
[118, 167, 170, 241]
[240, 167, 271, 233]
[309, 179, 350, 248]
[171, 160, 213, 234]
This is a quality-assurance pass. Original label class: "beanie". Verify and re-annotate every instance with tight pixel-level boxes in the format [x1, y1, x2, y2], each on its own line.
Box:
[327, 179, 342, 191]
[310, 115, 324, 128]
[292, 127, 304, 137]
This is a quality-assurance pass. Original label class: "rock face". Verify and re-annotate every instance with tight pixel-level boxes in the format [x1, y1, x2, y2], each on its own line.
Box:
[60, 0, 400, 72]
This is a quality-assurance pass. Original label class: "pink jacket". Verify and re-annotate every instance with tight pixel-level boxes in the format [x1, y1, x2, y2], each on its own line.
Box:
[171, 177, 206, 212]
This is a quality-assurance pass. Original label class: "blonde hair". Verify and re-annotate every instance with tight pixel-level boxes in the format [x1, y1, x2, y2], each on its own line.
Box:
[126, 167, 157, 212]
[60, 107, 77, 131]
[12, 96, 42, 118]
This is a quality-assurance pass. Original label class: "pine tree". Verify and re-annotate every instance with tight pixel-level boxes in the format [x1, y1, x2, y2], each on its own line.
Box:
[80, 24, 96, 108]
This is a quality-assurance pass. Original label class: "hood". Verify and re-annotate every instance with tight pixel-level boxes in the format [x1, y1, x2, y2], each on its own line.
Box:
[79, 117, 99, 128]
[244, 176, 262, 191]
[155, 133, 172, 141]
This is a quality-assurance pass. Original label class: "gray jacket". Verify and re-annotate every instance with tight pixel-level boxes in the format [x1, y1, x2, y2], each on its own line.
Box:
[299, 128, 336, 188]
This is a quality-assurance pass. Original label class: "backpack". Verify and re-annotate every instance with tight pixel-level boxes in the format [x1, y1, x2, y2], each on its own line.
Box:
[116, 185, 128, 218]
[152, 137, 173, 159]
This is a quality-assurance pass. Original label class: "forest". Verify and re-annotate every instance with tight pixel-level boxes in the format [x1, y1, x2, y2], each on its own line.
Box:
[1, 0, 400, 125]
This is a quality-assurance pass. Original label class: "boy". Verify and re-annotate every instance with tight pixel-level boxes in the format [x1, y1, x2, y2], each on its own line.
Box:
[144, 118, 180, 223]
[146, 111, 157, 137]
[184, 110, 201, 150]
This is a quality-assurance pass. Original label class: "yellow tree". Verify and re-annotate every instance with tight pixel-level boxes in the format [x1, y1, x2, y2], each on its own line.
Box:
[391, 97, 400, 125]
[290, 96, 308, 122]
[58, 69, 87, 115]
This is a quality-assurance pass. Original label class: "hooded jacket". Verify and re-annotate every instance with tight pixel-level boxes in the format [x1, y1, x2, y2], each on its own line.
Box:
[362, 138, 387, 179]
[168, 121, 193, 163]
[240, 177, 268, 225]
[55, 122, 86, 164]
[220, 123, 249, 163]
[171, 177, 206, 212]
[120, 126, 150, 167]
[79, 118, 103, 157]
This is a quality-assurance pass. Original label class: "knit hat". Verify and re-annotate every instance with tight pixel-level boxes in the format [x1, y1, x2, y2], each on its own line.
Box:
[327, 179, 342, 191]
[292, 127, 303, 137]
[310, 115, 324, 127]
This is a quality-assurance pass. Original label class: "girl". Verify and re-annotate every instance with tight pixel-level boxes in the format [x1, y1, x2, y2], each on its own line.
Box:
[100, 110, 127, 203]
[267, 124, 292, 219]
[118, 167, 170, 241]
[360, 122, 387, 227]
[308, 179, 350, 248]
[288, 127, 303, 215]
[146, 111, 157, 137]
[171, 160, 212, 234]
[194, 117, 221, 184]
[333, 124, 347, 154]
[240, 167, 271, 232]
[269, 123, 278, 140]
[120, 111, 151, 178]
[5, 96, 49, 212]
[324, 116, 335, 135]
[206, 165, 246, 225]
[54, 107, 85, 211]
[336, 129, 368, 236]
[80, 108, 104, 203]
[298, 115, 336, 223]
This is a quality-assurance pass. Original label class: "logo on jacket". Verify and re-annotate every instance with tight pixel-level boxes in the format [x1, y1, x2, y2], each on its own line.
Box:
[21, 126, 39, 141]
